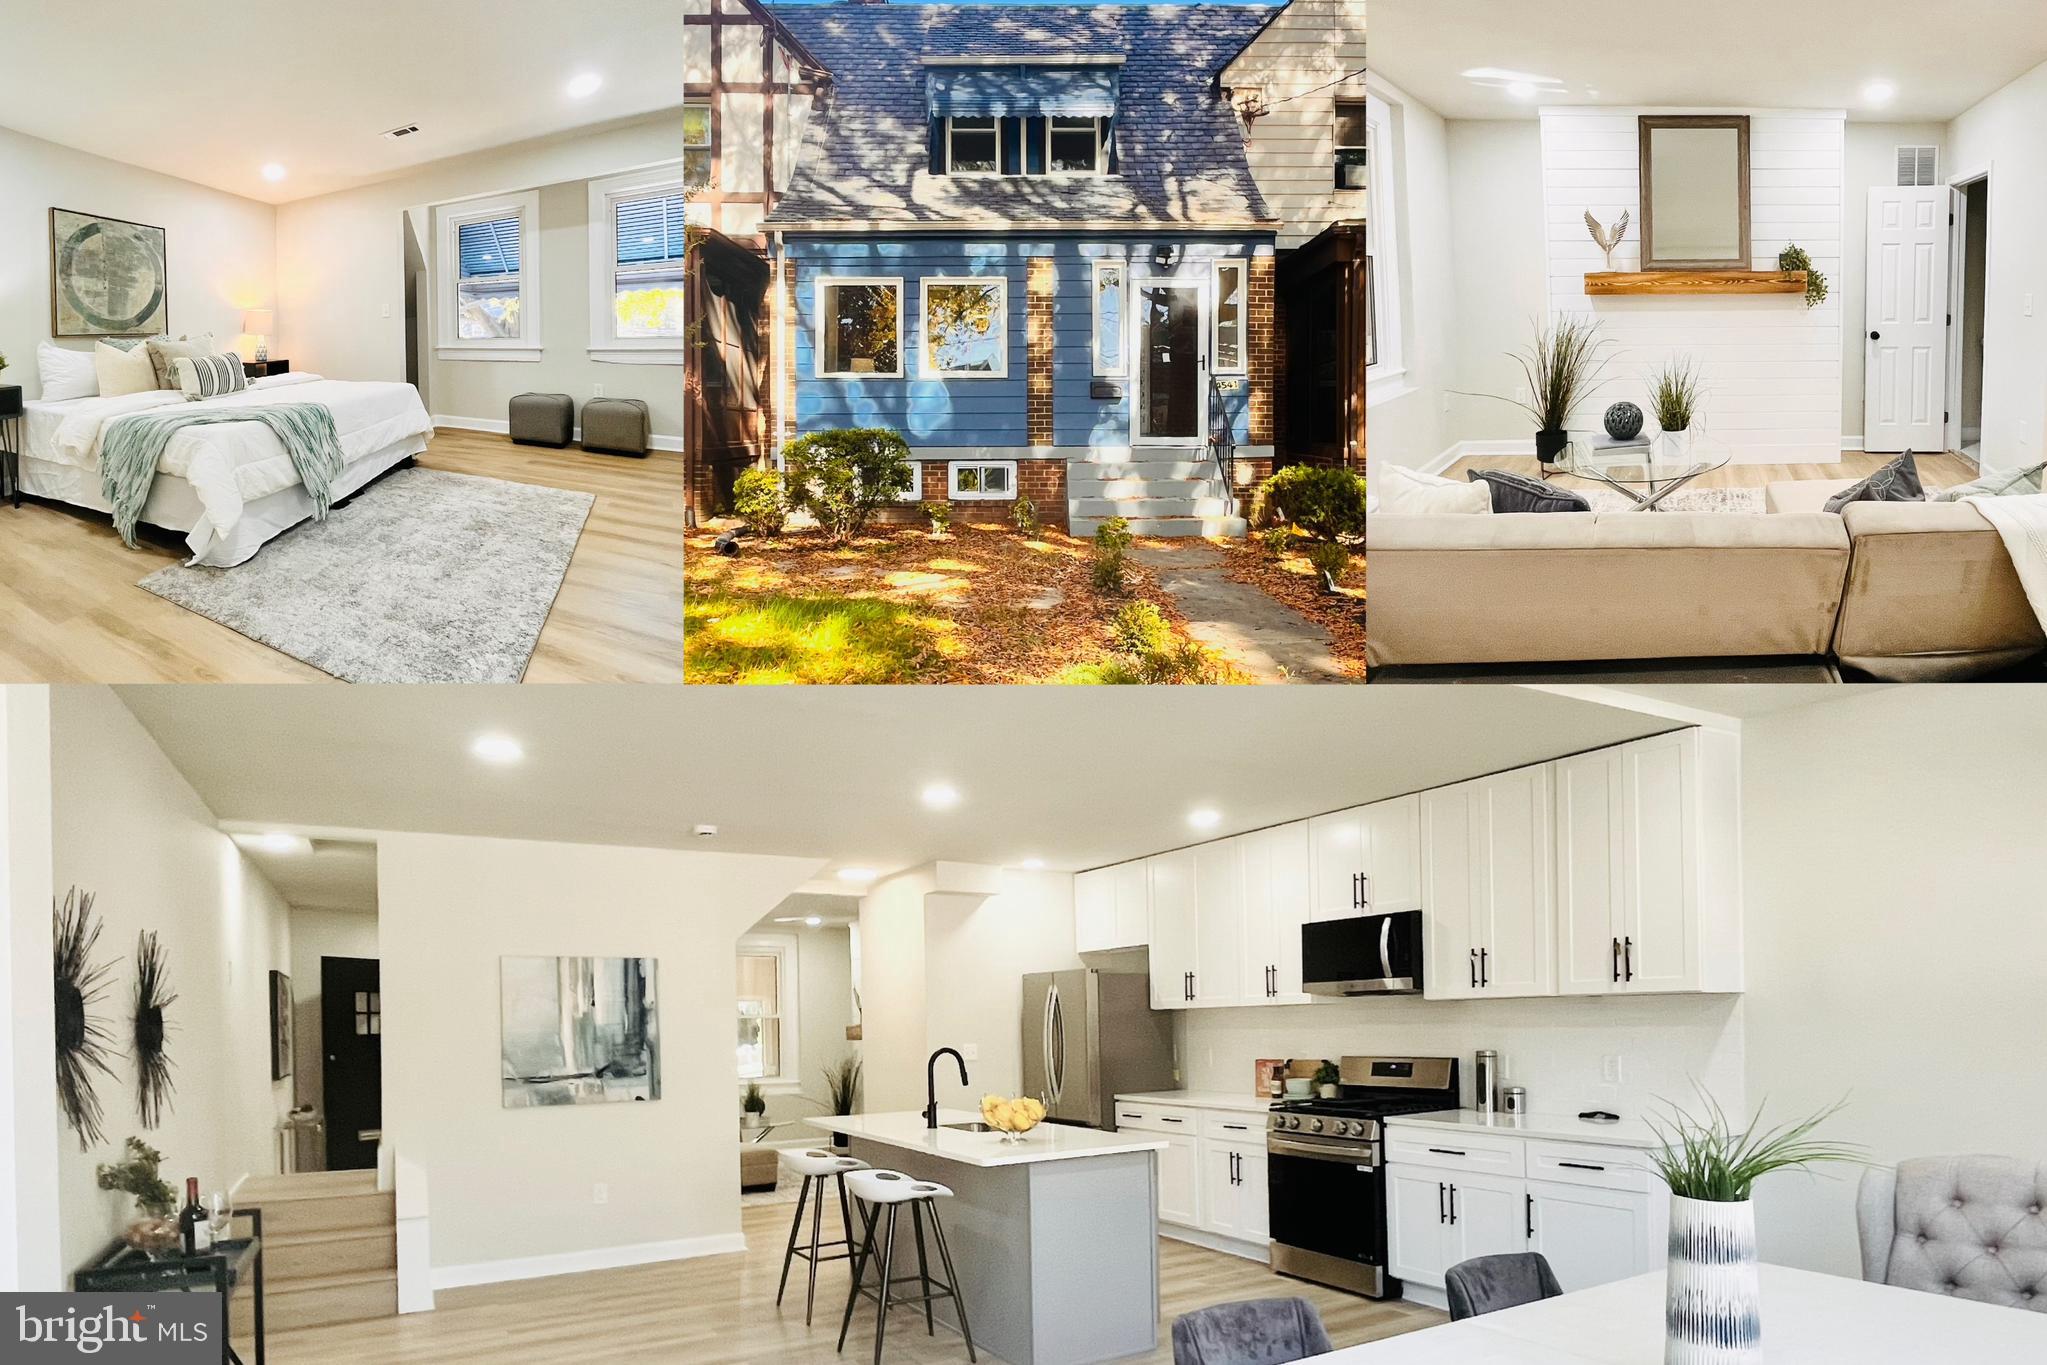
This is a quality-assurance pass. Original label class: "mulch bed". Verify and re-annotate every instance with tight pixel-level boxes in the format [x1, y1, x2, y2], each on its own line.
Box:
[685, 517, 1204, 684]
[1213, 539, 1368, 682]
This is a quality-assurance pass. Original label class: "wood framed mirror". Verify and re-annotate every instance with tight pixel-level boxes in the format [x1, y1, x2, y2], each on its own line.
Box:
[1638, 115, 1751, 271]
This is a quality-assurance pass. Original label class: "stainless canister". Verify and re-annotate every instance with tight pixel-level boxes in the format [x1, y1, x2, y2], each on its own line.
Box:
[1474, 1050, 1499, 1115]
[1502, 1085, 1527, 1116]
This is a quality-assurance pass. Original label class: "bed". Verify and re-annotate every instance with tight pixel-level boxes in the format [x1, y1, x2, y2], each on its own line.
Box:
[20, 373, 433, 567]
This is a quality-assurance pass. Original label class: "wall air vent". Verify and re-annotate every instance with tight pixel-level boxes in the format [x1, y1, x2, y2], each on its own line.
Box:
[382, 123, 422, 141]
[1896, 145, 1937, 187]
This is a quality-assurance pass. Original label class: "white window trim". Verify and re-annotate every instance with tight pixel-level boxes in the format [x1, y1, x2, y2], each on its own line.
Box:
[1045, 116, 1106, 177]
[919, 275, 1009, 380]
[1091, 260, 1127, 377]
[436, 189, 543, 363]
[737, 933, 802, 1093]
[1362, 88, 1406, 404]
[1211, 259, 1248, 376]
[946, 117, 1006, 177]
[814, 274, 906, 380]
[587, 162, 689, 366]
[947, 459, 1018, 499]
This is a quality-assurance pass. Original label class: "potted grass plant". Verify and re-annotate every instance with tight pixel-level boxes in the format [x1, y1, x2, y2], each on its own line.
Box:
[1652, 358, 1704, 460]
[740, 1080, 768, 1133]
[822, 1054, 862, 1148]
[1646, 1090, 1859, 1365]
[1479, 316, 1614, 468]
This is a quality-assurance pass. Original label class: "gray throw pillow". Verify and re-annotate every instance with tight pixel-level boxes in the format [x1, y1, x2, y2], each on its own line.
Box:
[1933, 461, 2047, 501]
[1824, 452, 1924, 513]
[1467, 469, 1592, 514]
[145, 335, 218, 392]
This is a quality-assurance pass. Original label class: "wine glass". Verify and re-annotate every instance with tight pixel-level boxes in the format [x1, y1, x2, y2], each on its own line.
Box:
[207, 1190, 234, 1245]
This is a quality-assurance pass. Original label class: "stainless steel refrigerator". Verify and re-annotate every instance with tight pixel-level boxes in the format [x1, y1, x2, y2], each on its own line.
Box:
[1020, 970, 1176, 1130]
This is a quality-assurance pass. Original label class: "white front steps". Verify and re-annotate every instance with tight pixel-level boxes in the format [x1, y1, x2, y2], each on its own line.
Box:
[1068, 452, 1245, 539]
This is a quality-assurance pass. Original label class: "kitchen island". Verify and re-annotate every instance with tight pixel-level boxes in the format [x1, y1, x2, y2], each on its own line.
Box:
[806, 1109, 1167, 1365]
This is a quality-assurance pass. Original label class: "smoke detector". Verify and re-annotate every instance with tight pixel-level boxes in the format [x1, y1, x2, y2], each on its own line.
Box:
[693, 824, 719, 838]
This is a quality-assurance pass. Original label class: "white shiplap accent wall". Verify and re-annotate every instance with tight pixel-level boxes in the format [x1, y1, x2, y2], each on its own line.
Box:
[1540, 108, 1845, 464]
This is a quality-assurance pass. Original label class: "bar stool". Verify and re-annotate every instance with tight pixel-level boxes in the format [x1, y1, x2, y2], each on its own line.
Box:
[777, 1148, 869, 1325]
[837, 1169, 977, 1364]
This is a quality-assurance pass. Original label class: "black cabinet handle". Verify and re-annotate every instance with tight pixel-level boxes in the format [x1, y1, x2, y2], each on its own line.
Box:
[1557, 1161, 1607, 1172]
[1480, 949, 1489, 988]
[1623, 937, 1633, 982]
[1612, 937, 1621, 983]
[1427, 1147, 1467, 1157]
[1437, 1182, 1446, 1223]
[1469, 949, 1478, 988]
[1160, 1116, 1184, 1124]
[1525, 1193, 1534, 1240]
[1448, 1184, 1458, 1225]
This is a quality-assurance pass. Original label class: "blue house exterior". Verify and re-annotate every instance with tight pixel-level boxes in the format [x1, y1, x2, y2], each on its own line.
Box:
[761, 2, 1281, 535]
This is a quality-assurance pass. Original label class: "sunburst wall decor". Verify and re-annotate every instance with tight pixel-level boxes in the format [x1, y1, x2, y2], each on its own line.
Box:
[132, 930, 177, 1129]
[54, 887, 118, 1151]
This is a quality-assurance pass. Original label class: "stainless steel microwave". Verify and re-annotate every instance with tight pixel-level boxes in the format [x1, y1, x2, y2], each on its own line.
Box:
[1301, 910, 1424, 996]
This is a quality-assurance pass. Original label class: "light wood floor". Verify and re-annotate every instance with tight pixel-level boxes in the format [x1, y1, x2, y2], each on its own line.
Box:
[1444, 449, 1979, 491]
[0, 429, 681, 682]
[260, 1201, 1445, 1363]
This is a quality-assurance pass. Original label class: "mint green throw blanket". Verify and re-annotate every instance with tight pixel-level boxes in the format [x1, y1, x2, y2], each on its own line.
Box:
[99, 404, 345, 548]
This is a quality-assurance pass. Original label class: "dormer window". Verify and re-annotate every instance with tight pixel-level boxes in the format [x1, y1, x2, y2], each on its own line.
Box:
[1048, 117, 1104, 175]
[926, 55, 1122, 179]
[947, 118, 1001, 175]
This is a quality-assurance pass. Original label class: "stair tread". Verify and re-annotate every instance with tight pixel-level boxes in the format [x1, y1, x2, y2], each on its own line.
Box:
[266, 1225, 396, 1247]
[241, 1173, 381, 1203]
[261, 1267, 398, 1294]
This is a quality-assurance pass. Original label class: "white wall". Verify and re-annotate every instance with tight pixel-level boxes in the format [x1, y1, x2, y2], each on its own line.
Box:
[1947, 57, 2047, 473]
[1839, 123, 1949, 447]
[373, 833, 817, 1283]
[1741, 687, 2047, 1277]
[49, 688, 295, 1276]
[858, 869, 933, 1115]
[1444, 120, 1551, 446]
[923, 871, 1080, 1100]
[276, 114, 689, 439]
[0, 125, 275, 400]
[749, 924, 856, 1127]
[1179, 993, 1744, 1123]
[1541, 108, 1845, 465]
[288, 907, 380, 1171]
[1364, 78, 1455, 469]
[2, 686, 60, 1291]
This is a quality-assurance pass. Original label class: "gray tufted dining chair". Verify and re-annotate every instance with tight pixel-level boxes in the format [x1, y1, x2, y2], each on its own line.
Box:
[1857, 1156, 2047, 1312]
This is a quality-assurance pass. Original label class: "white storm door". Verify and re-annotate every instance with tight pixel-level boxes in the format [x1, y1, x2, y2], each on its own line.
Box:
[1864, 186, 1951, 454]
[1133, 280, 1208, 445]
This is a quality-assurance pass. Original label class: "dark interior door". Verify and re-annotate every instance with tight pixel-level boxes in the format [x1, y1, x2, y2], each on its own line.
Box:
[321, 957, 382, 1171]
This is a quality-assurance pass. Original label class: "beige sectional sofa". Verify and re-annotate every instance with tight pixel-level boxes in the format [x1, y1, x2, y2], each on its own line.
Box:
[1367, 496, 2044, 680]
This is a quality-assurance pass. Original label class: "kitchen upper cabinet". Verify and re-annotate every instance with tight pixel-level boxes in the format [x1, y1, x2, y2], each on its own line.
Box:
[1112, 860, 1151, 950]
[1147, 848, 1198, 1010]
[1154, 1131, 1200, 1226]
[1241, 821, 1313, 1003]
[1075, 860, 1154, 954]
[1307, 806, 1367, 921]
[1363, 795, 1422, 913]
[1193, 839, 1244, 1007]
[1423, 767, 1555, 1000]
[1527, 1180, 1654, 1293]
[1556, 748, 1626, 995]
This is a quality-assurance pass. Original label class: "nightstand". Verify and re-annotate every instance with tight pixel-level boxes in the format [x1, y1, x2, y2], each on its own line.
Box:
[0, 384, 20, 508]
[243, 359, 290, 378]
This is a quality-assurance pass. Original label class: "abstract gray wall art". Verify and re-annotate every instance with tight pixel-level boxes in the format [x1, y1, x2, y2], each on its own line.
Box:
[51, 207, 168, 337]
[500, 956, 659, 1108]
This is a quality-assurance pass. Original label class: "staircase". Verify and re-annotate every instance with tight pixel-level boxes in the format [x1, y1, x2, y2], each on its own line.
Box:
[1068, 454, 1249, 539]
[236, 1171, 397, 1331]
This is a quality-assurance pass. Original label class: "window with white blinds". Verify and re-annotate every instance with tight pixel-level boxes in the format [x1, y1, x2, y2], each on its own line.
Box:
[455, 217, 522, 340]
[588, 166, 691, 360]
[436, 190, 542, 359]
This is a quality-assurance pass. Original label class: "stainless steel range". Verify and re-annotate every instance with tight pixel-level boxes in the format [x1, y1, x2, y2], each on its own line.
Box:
[1266, 1055, 1459, 1298]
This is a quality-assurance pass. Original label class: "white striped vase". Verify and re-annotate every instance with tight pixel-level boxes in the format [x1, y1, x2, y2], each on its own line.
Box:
[1664, 1195, 1762, 1365]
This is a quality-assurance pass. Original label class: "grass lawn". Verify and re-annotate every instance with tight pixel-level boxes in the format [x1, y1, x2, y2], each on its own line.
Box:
[1215, 538, 1367, 681]
[685, 517, 1237, 684]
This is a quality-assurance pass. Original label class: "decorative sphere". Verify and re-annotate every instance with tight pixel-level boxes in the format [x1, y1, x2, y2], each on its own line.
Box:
[1604, 401, 1645, 441]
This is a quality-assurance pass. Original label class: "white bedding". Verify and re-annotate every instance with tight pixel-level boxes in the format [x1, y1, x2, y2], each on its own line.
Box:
[25, 373, 433, 565]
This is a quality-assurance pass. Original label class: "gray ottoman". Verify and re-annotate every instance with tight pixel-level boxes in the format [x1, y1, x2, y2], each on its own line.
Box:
[509, 392, 573, 448]
[582, 397, 651, 457]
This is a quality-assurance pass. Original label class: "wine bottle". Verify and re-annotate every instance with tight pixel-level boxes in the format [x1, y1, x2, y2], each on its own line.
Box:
[179, 1177, 212, 1255]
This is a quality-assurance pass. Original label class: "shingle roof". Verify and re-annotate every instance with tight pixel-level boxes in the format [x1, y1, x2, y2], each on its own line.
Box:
[761, 2, 1279, 231]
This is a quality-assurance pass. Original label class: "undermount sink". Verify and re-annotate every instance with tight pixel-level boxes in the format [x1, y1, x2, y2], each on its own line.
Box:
[942, 1121, 997, 1132]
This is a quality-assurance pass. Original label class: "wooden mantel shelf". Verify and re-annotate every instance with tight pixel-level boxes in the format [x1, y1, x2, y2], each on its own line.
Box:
[1585, 270, 1807, 297]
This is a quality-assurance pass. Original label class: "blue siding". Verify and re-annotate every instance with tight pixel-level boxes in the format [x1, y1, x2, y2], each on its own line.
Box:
[785, 235, 1266, 453]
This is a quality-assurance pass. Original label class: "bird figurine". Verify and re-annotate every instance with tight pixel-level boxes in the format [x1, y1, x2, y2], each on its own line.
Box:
[1585, 209, 1630, 272]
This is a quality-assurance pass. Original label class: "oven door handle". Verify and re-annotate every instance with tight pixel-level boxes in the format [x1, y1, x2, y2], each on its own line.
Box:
[1267, 1137, 1378, 1166]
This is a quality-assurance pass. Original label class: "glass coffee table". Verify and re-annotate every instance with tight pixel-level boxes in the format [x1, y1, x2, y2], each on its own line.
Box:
[1555, 433, 1731, 510]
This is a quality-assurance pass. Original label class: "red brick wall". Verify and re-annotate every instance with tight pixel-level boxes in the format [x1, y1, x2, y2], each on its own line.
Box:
[1027, 258, 1056, 446]
[866, 460, 1070, 533]
[1248, 255, 1275, 446]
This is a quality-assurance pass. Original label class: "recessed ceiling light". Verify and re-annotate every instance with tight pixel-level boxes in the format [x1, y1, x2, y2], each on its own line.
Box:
[566, 72, 605, 99]
[242, 831, 311, 855]
[837, 867, 879, 884]
[1506, 81, 1538, 100]
[1020, 857, 1046, 871]
[1863, 79, 1898, 106]
[1187, 807, 1222, 831]
[260, 163, 287, 183]
[921, 782, 962, 810]
[471, 733, 524, 765]
[805, 916, 824, 927]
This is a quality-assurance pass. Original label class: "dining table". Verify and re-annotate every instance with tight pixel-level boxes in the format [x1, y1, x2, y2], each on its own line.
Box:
[1313, 1263, 2047, 1363]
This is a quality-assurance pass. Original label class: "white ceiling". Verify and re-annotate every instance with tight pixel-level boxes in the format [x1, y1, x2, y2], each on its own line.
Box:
[114, 686, 1707, 880]
[1368, 0, 2047, 122]
[233, 836, 378, 914]
[0, 1, 686, 203]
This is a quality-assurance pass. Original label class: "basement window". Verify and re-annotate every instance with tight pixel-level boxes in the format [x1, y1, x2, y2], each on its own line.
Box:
[949, 460, 1016, 500]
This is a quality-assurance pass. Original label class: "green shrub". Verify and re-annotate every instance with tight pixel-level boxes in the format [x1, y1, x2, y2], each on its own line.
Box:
[922, 500, 952, 534]
[1307, 541, 1351, 584]
[731, 468, 787, 538]
[1259, 523, 1294, 557]
[1252, 465, 1368, 542]
[1011, 495, 1039, 535]
[1090, 516, 1133, 594]
[1094, 516, 1134, 557]
[781, 428, 917, 545]
[1110, 601, 1174, 656]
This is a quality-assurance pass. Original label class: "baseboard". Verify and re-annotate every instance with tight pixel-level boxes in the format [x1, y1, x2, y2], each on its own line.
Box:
[1158, 1222, 1270, 1264]
[1401, 1282, 1448, 1312]
[430, 1232, 747, 1290]
[1841, 434, 1863, 453]
[430, 413, 683, 453]
[1419, 438, 1535, 475]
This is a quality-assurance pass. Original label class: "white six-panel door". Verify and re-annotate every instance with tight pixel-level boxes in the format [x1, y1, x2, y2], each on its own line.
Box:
[1864, 186, 1951, 453]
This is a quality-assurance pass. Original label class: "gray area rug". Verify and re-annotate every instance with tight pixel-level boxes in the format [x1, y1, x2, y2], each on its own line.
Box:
[1581, 486, 1765, 514]
[140, 467, 595, 683]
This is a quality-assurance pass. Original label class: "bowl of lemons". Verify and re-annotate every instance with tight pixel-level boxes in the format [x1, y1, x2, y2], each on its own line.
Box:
[980, 1094, 1047, 1142]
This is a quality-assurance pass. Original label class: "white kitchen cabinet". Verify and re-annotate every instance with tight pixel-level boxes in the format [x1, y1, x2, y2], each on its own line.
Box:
[1240, 821, 1313, 1003]
[1386, 1167, 1523, 1286]
[1420, 784, 1477, 1000]
[1235, 1145, 1270, 1243]
[1076, 860, 1154, 954]
[1387, 1167, 1449, 1285]
[1307, 806, 1365, 920]
[1199, 1140, 1267, 1241]
[1527, 1180, 1655, 1294]
[1155, 1131, 1200, 1226]
[1147, 849, 1198, 1010]
[1555, 748, 1626, 995]
[1363, 794, 1422, 913]
[1111, 859, 1151, 950]
[1193, 838, 1245, 1006]
[1423, 766, 1555, 1000]
[1449, 1172, 1530, 1265]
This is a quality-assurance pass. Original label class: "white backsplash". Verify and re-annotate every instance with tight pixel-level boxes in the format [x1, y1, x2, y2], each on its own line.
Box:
[1175, 992, 1745, 1124]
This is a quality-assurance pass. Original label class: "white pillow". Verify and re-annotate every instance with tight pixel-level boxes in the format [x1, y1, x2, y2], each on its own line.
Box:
[1375, 463, 1492, 515]
[94, 340, 158, 398]
[37, 340, 98, 401]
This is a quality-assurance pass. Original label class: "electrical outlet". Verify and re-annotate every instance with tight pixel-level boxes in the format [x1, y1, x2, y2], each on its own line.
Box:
[593, 1183, 608, 1205]
[961, 1043, 978, 1061]
[1602, 1054, 1624, 1084]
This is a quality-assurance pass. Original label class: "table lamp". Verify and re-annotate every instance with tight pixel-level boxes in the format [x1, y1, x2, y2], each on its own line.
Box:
[242, 309, 275, 364]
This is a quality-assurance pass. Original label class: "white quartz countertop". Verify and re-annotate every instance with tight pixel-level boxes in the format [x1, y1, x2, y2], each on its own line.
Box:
[1113, 1090, 1277, 1115]
[1387, 1108, 1664, 1150]
[806, 1110, 1168, 1168]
